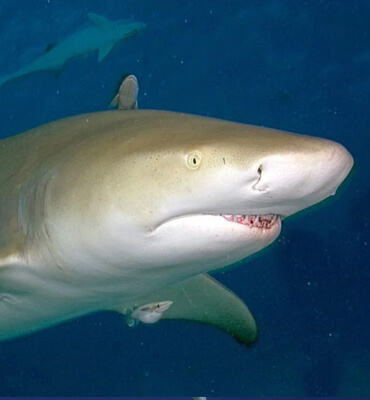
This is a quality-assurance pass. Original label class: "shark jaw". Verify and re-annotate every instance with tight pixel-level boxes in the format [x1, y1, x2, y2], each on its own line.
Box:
[155, 213, 279, 230]
[150, 213, 280, 233]
[220, 213, 278, 228]
[159, 213, 282, 261]
[142, 212, 282, 277]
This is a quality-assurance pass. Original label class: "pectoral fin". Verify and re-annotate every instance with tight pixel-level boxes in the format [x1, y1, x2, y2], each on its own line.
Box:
[98, 44, 114, 62]
[117, 274, 257, 345]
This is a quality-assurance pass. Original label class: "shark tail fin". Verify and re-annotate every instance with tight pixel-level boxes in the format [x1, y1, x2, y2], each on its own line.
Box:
[0, 69, 21, 87]
[0, 74, 12, 88]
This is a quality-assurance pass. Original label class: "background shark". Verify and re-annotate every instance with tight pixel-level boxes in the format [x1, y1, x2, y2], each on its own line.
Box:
[0, 13, 145, 88]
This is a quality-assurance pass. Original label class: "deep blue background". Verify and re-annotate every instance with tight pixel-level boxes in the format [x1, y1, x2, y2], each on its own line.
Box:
[0, 0, 369, 396]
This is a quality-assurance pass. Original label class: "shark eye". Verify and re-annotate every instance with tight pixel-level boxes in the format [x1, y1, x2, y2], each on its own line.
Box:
[186, 151, 202, 170]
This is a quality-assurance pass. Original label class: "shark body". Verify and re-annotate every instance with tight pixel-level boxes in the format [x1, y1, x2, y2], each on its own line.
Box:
[0, 106, 353, 343]
[0, 13, 145, 87]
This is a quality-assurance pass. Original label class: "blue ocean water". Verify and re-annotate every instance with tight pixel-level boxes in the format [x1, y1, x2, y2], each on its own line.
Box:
[0, 0, 369, 396]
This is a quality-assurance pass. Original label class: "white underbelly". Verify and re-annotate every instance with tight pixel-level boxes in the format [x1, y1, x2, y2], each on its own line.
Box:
[0, 262, 182, 341]
[0, 265, 125, 341]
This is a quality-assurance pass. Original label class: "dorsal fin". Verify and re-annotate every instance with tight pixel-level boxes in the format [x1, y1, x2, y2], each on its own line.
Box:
[110, 74, 139, 110]
[98, 44, 114, 62]
[88, 13, 113, 29]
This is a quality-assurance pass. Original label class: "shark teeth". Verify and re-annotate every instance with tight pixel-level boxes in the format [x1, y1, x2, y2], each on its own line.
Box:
[220, 214, 278, 229]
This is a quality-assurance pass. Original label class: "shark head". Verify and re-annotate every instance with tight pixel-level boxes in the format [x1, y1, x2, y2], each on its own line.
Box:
[105, 19, 146, 40]
[116, 20, 146, 40]
[40, 111, 353, 290]
[87, 13, 146, 43]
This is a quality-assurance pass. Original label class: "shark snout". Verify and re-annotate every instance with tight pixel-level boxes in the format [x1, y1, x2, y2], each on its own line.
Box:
[327, 141, 354, 195]
[247, 138, 354, 218]
[291, 139, 354, 203]
[126, 22, 146, 37]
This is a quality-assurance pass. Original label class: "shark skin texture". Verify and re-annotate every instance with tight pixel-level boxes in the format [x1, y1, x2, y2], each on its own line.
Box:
[0, 91, 353, 344]
[0, 13, 146, 88]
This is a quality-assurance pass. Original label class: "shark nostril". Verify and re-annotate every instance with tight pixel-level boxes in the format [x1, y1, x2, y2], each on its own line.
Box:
[252, 164, 269, 193]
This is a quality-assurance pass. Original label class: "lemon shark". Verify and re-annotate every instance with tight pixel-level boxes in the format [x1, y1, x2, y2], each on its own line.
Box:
[0, 76, 353, 344]
[0, 14, 145, 88]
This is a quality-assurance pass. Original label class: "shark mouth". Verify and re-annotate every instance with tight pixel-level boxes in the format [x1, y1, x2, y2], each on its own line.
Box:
[220, 214, 279, 229]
